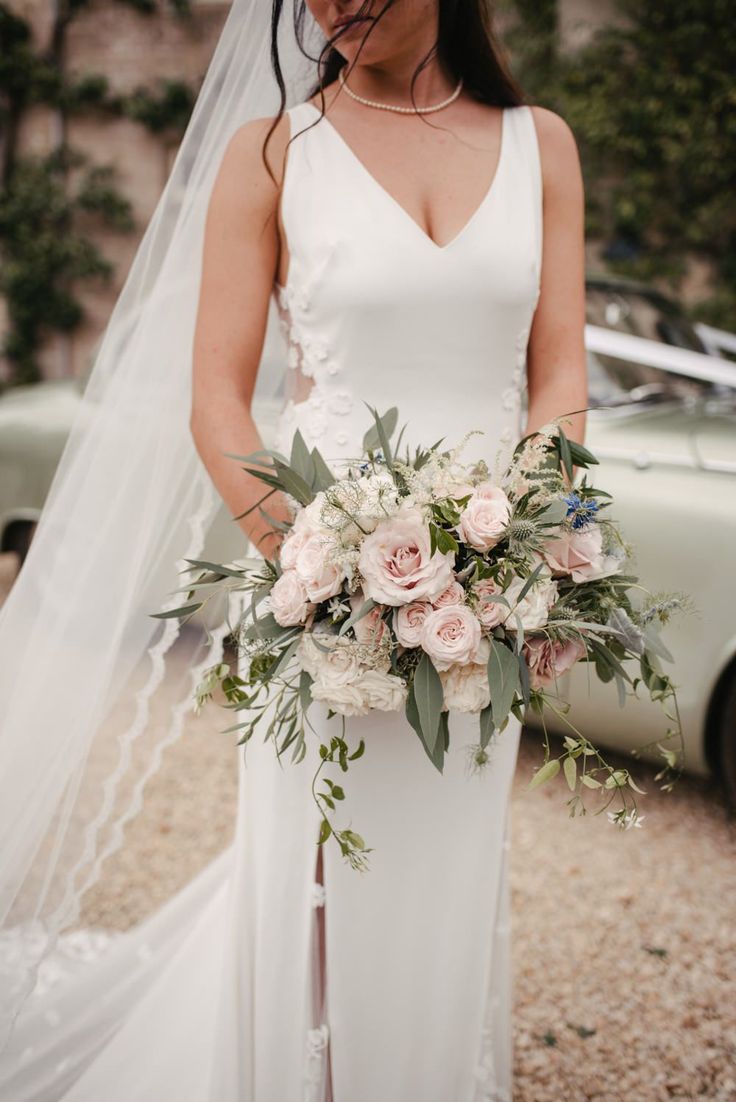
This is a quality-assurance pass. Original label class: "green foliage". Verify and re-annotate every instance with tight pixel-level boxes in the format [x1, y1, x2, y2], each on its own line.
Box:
[0, 156, 132, 383]
[504, 0, 736, 327]
[0, 0, 196, 386]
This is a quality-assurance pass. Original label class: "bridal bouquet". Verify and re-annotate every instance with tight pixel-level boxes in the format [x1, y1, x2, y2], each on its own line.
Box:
[162, 409, 684, 871]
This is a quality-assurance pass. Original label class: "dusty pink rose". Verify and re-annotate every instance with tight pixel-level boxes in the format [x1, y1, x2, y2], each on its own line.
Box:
[457, 484, 511, 552]
[524, 636, 587, 689]
[544, 527, 620, 583]
[472, 577, 506, 629]
[432, 580, 465, 609]
[420, 605, 482, 671]
[358, 510, 454, 606]
[270, 569, 312, 627]
[294, 533, 345, 602]
[349, 594, 388, 648]
[393, 600, 432, 648]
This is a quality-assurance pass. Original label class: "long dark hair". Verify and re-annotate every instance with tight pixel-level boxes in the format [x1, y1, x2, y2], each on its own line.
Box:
[262, 0, 525, 180]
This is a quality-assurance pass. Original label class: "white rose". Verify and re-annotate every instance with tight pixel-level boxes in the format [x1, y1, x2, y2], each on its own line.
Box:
[358, 508, 454, 606]
[420, 605, 482, 671]
[500, 573, 558, 632]
[295, 533, 346, 602]
[310, 679, 370, 717]
[440, 661, 491, 714]
[457, 483, 511, 552]
[269, 569, 311, 626]
[393, 600, 433, 648]
[298, 632, 361, 687]
[358, 669, 407, 711]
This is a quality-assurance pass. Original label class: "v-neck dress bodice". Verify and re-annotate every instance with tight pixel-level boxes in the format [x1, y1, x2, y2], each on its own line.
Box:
[274, 101, 542, 475]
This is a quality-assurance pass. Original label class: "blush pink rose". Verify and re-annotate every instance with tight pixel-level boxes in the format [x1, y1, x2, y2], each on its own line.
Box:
[544, 527, 620, 583]
[420, 605, 482, 671]
[394, 600, 433, 648]
[524, 636, 587, 689]
[358, 510, 454, 606]
[294, 533, 345, 602]
[472, 577, 506, 629]
[432, 580, 465, 609]
[349, 594, 388, 648]
[270, 569, 312, 627]
[457, 484, 511, 552]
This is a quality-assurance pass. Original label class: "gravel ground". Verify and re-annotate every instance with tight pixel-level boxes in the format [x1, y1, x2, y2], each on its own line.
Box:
[75, 638, 736, 1102]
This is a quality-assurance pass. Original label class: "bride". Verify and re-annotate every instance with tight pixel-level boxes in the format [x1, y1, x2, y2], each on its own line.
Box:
[0, 2, 586, 1100]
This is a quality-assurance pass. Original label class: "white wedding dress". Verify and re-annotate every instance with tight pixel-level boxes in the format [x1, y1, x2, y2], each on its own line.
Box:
[0, 100, 542, 1102]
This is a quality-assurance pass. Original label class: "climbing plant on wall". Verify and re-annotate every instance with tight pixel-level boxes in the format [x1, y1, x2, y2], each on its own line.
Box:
[502, 0, 736, 327]
[0, 0, 196, 387]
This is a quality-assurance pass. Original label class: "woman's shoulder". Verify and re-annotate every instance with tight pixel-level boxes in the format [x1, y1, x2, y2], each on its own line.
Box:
[527, 105, 583, 191]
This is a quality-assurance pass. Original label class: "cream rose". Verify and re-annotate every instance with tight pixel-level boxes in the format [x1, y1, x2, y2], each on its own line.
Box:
[472, 577, 506, 630]
[393, 600, 433, 648]
[420, 604, 482, 671]
[524, 636, 587, 689]
[358, 669, 407, 711]
[310, 679, 369, 717]
[298, 633, 361, 687]
[294, 533, 345, 602]
[457, 483, 511, 552]
[440, 660, 491, 713]
[544, 527, 621, 583]
[499, 573, 558, 632]
[358, 510, 454, 606]
[269, 570, 312, 627]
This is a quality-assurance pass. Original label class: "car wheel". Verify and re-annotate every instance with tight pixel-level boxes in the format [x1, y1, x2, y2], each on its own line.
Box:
[2, 520, 37, 564]
[718, 675, 736, 811]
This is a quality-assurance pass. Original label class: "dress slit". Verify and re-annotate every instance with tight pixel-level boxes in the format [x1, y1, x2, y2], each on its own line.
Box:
[305, 840, 333, 1102]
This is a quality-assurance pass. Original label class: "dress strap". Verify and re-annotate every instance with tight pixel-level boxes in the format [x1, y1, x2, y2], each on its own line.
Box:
[506, 105, 544, 290]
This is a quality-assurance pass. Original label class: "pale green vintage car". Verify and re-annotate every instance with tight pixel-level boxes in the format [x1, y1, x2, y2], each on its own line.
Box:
[2, 280, 735, 803]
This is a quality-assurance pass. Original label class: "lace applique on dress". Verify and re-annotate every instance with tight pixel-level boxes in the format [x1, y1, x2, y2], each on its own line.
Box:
[274, 271, 356, 457]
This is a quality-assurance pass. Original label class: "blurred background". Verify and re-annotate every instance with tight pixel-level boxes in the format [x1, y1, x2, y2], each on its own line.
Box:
[1, 5, 735, 1096]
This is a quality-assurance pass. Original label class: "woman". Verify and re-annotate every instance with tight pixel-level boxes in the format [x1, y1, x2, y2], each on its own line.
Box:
[189, 1, 586, 1099]
[0, 2, 586, 1099]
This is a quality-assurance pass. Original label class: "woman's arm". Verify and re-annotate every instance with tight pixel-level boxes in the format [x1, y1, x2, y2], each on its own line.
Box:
[525, 107, 588, 447]
[190, 114, 291, 560]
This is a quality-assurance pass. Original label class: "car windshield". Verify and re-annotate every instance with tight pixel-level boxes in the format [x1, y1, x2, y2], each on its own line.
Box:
[586, 284, 707, 354]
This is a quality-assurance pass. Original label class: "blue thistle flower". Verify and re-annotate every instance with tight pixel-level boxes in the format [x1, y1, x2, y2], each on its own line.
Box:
[564, 492, 599, 529]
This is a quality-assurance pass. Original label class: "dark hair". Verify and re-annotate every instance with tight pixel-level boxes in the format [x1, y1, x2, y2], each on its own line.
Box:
[262, 0, 524, 180]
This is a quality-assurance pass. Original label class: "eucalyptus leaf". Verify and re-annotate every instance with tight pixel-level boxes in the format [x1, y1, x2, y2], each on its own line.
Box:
[151, 602, 202, 620]
[311, 447, 336, 491]
[479, 705, 495, 749]
[290, 429, 315, 486]
[487, 639, 520, 728]
[413, 652, 444, 755]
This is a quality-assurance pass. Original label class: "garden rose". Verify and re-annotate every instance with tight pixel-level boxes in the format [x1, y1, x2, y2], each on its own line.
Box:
[358, 669, 407, 711]
[544, 527, 621, 583]
[297, 633, 361, 687]
[420, 605, 482, 671]
[524, 636, 587, 689]
[440, 660, 491, 713]
[499, 573, 558, 632]
[294, 533, 346, 602]
[394, 600, 433, 648]
[310, 679, 369, 717]
[358, 510, 454, 606]
[349, 594, 389, 648]
[270, 570, 311, 627]
[457, 483, 511, 552]
[432, 580, 465, 609]
[472, 577, 506, 630]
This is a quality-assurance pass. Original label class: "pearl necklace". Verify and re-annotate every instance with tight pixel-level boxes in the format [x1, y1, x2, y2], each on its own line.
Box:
[337, 66, 463, 114]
